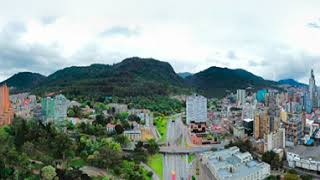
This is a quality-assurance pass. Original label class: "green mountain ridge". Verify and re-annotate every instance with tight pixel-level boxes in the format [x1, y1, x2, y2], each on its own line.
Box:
[34, 57, 187, 98]
[2, 57, 280, 98]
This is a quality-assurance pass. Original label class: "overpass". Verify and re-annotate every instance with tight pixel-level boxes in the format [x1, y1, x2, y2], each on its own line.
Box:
[160, 144, 223, 154]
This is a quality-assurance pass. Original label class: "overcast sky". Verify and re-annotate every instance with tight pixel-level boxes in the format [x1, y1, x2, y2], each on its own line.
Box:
[0, 0, 320, 83]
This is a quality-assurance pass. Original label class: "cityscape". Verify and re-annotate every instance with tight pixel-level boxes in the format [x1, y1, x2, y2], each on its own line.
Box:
[1, 1, 320, 180]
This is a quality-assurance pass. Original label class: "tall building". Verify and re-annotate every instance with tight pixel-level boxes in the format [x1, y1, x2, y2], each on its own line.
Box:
[41, 94, 70, 123]
[309, 69, 317, 108]
[264, 128, 286, 152]
[0, 84, 13, 126]
[186, 94, 207, 124]
[284, 113, 304, 146]
[236, 89, 246, 107]
[200, 147, 271, 180]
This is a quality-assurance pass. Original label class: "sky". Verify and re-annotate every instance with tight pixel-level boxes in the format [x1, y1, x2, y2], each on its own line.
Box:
[0, 0, 320, 84]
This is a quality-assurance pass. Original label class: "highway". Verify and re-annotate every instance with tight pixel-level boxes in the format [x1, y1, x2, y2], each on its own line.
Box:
[163, 114, 189, 180]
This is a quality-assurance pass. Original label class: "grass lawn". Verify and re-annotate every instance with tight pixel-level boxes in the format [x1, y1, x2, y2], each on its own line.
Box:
[147, 153, 163, 180]
[154, 116, 168, 143]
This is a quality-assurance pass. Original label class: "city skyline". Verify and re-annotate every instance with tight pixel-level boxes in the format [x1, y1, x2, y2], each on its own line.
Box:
[0, 0, 320, 83]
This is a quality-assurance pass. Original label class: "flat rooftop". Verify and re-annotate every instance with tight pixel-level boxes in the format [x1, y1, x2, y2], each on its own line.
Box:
[202, 147, 269, 179]
[287, 145, 320, 161]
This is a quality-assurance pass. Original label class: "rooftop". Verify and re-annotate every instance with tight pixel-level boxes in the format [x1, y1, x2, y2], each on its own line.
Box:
[287, 145, 320, 161]
[201, 147, 270, 179]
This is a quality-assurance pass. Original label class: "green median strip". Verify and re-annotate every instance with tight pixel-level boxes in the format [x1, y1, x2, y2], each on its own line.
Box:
[147, 153, 163, 180]
[155, 116, 168, 143]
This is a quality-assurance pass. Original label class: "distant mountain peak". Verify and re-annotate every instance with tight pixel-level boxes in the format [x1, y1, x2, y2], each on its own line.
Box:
[178, 72, 193, 78]
[185, 66, 277, 97]
[0, 72, 46, 92]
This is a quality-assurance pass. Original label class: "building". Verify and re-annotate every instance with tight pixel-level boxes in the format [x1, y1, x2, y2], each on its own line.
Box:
[264, 128, 286, 152]
[124, 130, 141, 142]
[107, 103, 128, 115]
[200, 147, 270, 180]
[10, 93, 37, 119]
[236, 89, 246, 107]
[284, 113, 304, 146]
[256, 89, 267, 103]
[186, 94, 207, 124]
[243, 118, 254, 136]
[41, 94, 70, 123]
[309, 69, 317, 108]
[128, 109, 153, 127]
[287, 146, 320, 172]
[233, 125, 245, 139]
[106, 123, 116, 133]
[0, 84, 13, 127]
[254, 108, 280, 140]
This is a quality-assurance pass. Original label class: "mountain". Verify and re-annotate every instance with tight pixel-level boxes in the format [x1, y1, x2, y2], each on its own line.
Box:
[1, 72, 46, 92]
[278, 79, 307, 88]
[185, 66, 279, 97]
[34, 57, 187, 97]
[3, 58, 284, 98]
[178, 72, 193, 79]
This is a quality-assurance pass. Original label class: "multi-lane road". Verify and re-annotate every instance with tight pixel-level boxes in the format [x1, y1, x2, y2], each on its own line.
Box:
[163, 114, 189, 180]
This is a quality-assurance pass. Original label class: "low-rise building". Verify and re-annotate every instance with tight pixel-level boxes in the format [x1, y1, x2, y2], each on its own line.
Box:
[128, 109, 153, 127]
[233, 125, 245, 139]
[124, 130, 141, 142]
[287, 145, 320, 172]
[106, 123, 116, 133]
[107, 103, 128, 115]
[200, 147, 270, 180]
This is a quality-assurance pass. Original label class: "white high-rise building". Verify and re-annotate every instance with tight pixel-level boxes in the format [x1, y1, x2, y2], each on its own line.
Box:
[186, 94, 207, 124]
[236, 89, 246, 107]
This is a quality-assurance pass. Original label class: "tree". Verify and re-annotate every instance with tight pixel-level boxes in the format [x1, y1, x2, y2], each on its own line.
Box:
[128, 114, 141, 123]
[262, 151, 281, 169]
[115, 112, 129, 122]
[41, 165, 57, 180]
[89, 139, 122, 169]
[113, 134, 129, 147]
[95, 114, 107, 126]
[115, 124, 124, 134]
[145, 139, 159, 155]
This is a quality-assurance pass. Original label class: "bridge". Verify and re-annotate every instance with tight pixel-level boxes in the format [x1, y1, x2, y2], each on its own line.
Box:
[159, 144, 223, 154]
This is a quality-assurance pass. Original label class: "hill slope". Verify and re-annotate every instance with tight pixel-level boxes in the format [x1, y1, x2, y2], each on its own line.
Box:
[1, 72, 46, 92]
[185, 66, 278, 97]
[278, 79, 307, 88]
[35, 57, 187, 97]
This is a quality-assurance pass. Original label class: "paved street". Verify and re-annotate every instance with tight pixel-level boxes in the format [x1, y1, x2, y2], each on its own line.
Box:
[163, 114, 189, 180]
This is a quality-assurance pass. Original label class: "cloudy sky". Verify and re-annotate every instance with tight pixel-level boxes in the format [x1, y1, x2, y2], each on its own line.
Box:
[0, 0, 320, 83]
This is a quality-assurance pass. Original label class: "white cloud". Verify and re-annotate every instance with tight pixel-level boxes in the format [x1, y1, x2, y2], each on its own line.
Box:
[0, 0, 319, 84]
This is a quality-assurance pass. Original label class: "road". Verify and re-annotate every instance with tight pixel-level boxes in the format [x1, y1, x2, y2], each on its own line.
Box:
[163, 114, 189, 180]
